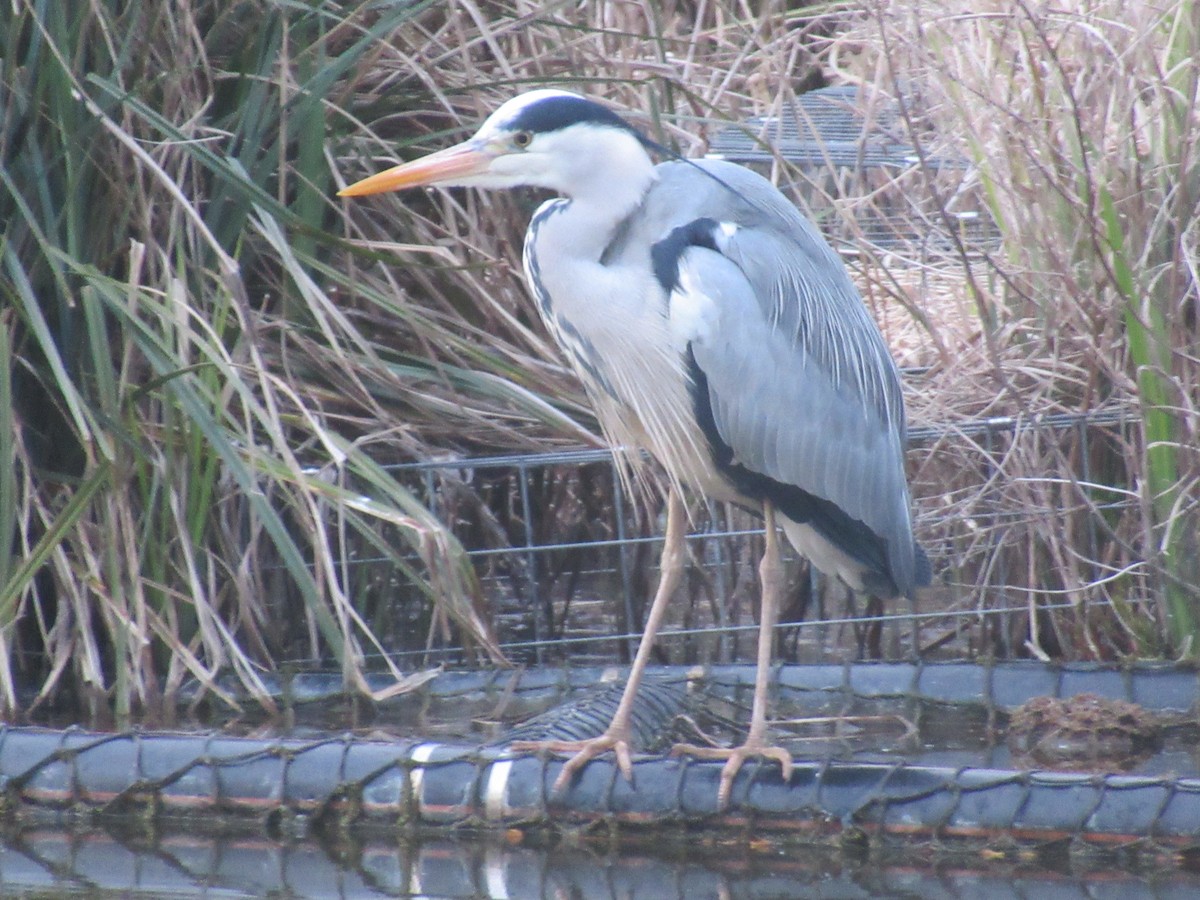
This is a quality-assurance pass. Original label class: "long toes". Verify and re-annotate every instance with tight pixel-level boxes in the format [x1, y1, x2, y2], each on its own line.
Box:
[613, 741, 634, 782]
[673, 743, 794, 810]
[546, 737, 631, 794]
[717, 757, 742, 810]
[672, 743, 792, 771]
[765, 747, 794, 780]
[551, 751, 588, 793]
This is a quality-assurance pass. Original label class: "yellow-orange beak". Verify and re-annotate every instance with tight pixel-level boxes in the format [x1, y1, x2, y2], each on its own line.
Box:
[337, 142, 492, 197]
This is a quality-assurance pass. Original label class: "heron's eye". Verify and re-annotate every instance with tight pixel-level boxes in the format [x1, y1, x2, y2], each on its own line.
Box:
[512, 130, 534, 149]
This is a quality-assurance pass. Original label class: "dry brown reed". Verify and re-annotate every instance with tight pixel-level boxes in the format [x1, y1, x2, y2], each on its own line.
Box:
[826, 0, 1199, 655]
[5, 0, 1197, 723]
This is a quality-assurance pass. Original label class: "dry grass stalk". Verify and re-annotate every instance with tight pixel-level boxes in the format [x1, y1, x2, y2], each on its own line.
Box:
[5, 0, 1197, 724]
[825, 0, 1199, 653]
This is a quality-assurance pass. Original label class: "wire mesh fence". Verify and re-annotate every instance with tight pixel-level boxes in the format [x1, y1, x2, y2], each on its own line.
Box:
[282, 405, 1155, 674]
[706, 84, 1004, 258]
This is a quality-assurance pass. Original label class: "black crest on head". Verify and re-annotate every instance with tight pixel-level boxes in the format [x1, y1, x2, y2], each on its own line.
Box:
[506, 94, 640, 139]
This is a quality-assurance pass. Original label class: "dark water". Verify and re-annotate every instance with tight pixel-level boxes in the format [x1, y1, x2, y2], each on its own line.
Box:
[4, 827, 1199, 899]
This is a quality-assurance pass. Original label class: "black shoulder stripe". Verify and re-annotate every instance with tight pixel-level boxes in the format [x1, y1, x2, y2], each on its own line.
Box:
[650, 218, 721, 293]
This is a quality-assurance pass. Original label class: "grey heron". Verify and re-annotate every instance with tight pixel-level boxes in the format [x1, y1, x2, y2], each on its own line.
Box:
[340, 89, 929, 808]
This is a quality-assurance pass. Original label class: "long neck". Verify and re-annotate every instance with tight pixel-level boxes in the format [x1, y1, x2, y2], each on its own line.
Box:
[532, 190, 639, 272]
[527, 124, 656, 260]
[522, 159, 658, 407]
[527, 154, 654, 297]
[525, 183, 651, 343]
[520, 155, 703, 487]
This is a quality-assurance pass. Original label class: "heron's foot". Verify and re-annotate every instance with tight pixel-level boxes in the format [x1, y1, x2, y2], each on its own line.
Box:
[510, 730, 633, 794]
[670, 739, 794, 811]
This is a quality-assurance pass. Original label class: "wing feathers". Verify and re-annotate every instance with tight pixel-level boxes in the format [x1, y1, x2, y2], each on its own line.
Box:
[660, 207, 919, 596]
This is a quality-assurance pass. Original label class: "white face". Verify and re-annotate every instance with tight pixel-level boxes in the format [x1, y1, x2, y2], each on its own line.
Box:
[456, 91, 610, 191]
[464, 91, 656, 196]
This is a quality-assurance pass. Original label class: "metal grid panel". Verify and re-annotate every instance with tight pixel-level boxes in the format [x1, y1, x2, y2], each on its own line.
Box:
[707, 85, 924, 169]
[706, 85, 1002, 254]
[343, 409, 1144, 670]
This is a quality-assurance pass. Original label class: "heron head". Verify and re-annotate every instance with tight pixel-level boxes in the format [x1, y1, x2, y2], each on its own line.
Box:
[338, 90, 655, 198]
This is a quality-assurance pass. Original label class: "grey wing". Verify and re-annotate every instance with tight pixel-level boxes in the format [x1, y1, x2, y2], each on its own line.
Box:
[656, 174, 918, 595]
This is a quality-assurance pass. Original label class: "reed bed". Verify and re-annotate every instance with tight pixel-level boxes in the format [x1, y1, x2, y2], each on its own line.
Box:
[829, 0, 1199, 656]
[1, 0, 1196, 719]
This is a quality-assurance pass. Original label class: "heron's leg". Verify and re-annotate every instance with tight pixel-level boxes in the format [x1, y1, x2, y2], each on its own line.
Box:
[511, 489, 686, 792]
[671, 498, 793, 810]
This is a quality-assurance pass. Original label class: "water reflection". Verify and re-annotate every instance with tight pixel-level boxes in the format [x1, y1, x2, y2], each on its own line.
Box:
[3, 827, 1198, 899]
